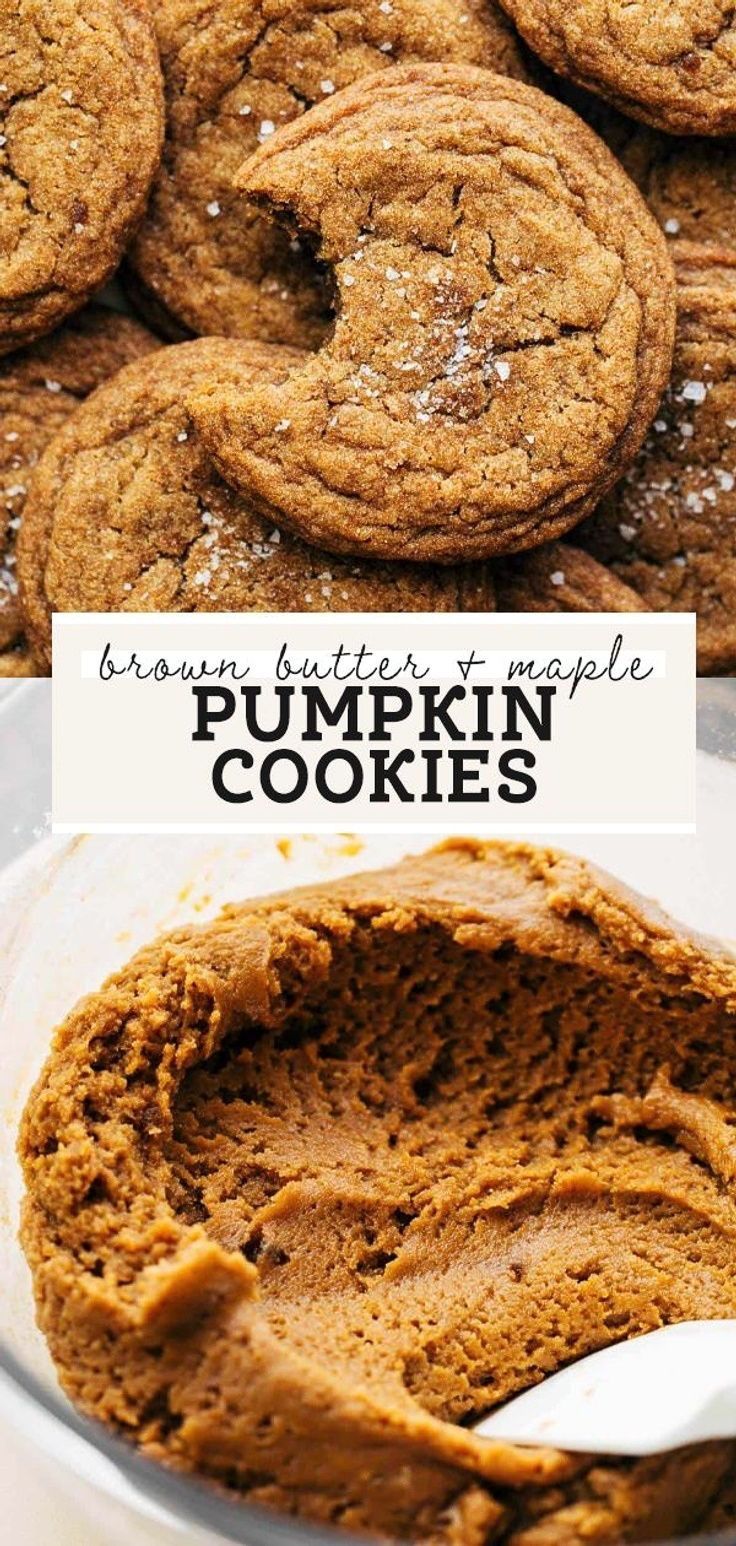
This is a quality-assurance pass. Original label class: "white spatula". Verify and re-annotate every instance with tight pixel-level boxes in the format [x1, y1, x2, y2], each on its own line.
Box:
[473, 1321, 736, 1455]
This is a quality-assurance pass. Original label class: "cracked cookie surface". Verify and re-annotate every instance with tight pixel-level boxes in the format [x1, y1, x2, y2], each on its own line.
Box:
[498, 0, 736, 136]
[130, 0, 529, 349]
[19, 839, 736, 1542]
[0, 305, 158, 677]
[551, 84, 736, 253]
[190, 64, 675, 564]
[0, 0, 164, 355]
[17, 337, 495, 673]
[580, 244, 736, 675]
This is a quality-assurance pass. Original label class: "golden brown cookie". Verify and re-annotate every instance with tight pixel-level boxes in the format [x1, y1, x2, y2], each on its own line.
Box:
[19, 839, 736, 1540]
[129, 0, 529, 348]
[494, 541, 646, 613]
[498, 0, 736, 136]
[0, 0, 164, 356]
[1, 306, 159, 677]
[189, 64, 675, 565]
[551, 82, 736, 253]
[17, 338, 495, 673]
[581, 244, 736, 676]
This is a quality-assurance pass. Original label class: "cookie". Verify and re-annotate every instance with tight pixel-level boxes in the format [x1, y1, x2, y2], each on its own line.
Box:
[580, 244, 736, 676]
[20, 839, 736, 1539]
[17, 338, 496, 673]
[494, 542, 646, 613]
[552, 83, 736, 254]
[189, 64, 675, 565]
[129, 0, 530, 349]
[498, 0, 736, 137]
[0, 305, 159, 677]
[0, 0, 164, 356]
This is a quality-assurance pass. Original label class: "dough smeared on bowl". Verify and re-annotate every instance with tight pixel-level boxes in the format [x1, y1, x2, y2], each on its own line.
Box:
[19, 841, 736, 1541]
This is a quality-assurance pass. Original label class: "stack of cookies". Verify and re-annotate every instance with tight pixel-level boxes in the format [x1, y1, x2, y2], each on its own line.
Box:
[2, 0, 735, 674]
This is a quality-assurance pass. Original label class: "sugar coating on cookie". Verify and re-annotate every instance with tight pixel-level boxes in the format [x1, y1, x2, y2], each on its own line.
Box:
[494, 541, 646, 613]
[190, 64, 675, 564]
[19, 840, 736, 1540]
[130, 0, 530, 347]
[1, 306, 159, 676]
[581, 244, 736, 676]
[17, 337, 495, 672]
[0, 0, 164, 355]
[498, 0, 736, 136]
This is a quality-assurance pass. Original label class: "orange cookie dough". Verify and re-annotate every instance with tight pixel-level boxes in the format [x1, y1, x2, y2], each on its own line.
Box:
[0, 305, 159, 676]
[20, 841, 736, 1542]
[581, 244, 736, 675]
[190, 64, 675, 563]
[130, 0, 529, 349]
[498, 0, 736, 137]
[0, 0, 163, 354]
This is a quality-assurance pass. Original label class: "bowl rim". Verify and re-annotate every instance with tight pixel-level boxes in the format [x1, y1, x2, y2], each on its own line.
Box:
[0, 1340, 348, 1546]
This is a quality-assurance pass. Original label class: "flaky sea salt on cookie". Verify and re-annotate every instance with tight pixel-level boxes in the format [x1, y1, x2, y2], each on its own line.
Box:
[17, 338, 495, 673]
[498, 0, 736, 137]
[1, 306, 158, 677]
[494, 542, 646, 613]
[549, 82, 736, 255]
[580, 243, 736, 676]
[0, 0, 163, 355]
[190, 64, 675, 564]
[130, 0, 530, 348]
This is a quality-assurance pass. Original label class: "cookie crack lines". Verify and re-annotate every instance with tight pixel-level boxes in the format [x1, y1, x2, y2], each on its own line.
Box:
[498, 0, 736, 135]
[0, 0, 164, 355]
[579, 241, 736, 673]
[129, 0, 530, 346]
[189, 63, 674, 562]
[17, 336, 496, 670]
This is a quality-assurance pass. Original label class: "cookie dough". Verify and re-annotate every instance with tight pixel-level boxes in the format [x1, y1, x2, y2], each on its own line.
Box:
[190, 64, 675, 564]
[498, 0, 736, 137]
[0, 0, 164, 355]
[20, 840, 736, 1541]
[129, 0, 529, 349]
[581, 243, 736, 675]
[0, 305, 159, 676]
[494, 542, 646, 613]
[17, 338, 495, 673]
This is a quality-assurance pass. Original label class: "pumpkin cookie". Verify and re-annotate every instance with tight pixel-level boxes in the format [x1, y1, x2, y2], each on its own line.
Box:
[1, 306, 158, 677]
[129, 0, 529, 349]
[17, 338, 495, 673]
[499, 0, 736, 136]
[553, 84, 736, 253]
[581, 244, 736, 676]
[189, 64, 675, 564]
[626, 136, 736, 252]
[494, 542, 646, 613]
[0, 0, 163, 356]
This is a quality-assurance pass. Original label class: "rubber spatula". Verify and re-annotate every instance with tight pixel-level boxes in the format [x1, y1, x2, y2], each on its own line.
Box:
[473, 1321, 736, 1455]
